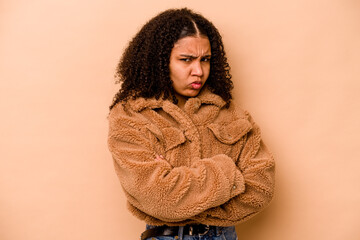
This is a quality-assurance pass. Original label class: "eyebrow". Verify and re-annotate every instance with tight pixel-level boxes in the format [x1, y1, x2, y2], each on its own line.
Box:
[179, 54, 211, 58]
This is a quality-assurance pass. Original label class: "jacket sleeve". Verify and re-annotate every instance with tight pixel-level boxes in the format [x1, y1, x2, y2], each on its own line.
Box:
[107, 105, 245, 222]
[192, 112, 275, 224]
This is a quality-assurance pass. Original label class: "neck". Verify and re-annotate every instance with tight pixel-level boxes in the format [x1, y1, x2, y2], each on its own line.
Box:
[175, 93, 188, 110]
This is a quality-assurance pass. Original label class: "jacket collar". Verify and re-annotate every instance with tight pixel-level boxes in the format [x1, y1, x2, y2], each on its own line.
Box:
[128, 87, 226, 112]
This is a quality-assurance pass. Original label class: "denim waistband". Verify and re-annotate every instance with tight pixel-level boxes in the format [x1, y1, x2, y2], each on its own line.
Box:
[144, 224, 237, 240]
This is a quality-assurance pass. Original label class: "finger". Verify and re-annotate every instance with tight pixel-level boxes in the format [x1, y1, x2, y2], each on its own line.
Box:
[155, 155, 164, 160]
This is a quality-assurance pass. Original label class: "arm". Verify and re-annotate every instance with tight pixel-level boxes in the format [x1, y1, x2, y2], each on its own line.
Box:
[108, 105, 245, 222]
[193, 112, 275, 224]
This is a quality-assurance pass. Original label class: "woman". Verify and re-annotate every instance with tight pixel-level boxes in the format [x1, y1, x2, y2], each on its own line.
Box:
[108, 8, 275, 240]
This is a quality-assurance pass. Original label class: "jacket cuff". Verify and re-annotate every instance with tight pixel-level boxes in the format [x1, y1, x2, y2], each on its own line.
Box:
[213, 154, 245, 198]
[230, 168, 245, 197]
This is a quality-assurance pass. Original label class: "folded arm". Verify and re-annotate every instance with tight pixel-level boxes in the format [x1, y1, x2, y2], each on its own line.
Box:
[192, 112, 275, 224]
[108, 106, 246, 222]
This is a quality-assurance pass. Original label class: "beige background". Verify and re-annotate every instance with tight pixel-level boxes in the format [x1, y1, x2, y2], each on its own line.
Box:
[1, 0, 359, 239]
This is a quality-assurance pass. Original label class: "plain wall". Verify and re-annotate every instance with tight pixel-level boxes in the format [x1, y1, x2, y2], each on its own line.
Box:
[1, 0, 359, 239]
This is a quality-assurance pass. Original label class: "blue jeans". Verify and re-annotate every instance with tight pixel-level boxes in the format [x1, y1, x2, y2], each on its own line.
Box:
[143, 225, 238, 240]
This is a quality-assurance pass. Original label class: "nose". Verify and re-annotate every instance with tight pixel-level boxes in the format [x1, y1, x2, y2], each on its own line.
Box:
[191, 61, 203, 77]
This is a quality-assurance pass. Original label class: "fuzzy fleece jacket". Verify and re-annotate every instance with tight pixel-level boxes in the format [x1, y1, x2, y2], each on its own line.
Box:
[108, 88, 275, 226]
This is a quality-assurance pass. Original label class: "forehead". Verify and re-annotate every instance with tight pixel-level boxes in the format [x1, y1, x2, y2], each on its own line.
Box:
[172, 36, 211, 54]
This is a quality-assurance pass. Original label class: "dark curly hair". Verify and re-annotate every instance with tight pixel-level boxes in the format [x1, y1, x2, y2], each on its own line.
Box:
[109, 8, 233, 110]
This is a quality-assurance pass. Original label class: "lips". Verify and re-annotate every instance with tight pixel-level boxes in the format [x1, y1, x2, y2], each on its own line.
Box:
[191, 81, 202, 90]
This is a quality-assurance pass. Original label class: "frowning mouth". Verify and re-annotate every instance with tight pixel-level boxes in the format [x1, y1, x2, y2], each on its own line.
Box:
[191, 81, 202, 89]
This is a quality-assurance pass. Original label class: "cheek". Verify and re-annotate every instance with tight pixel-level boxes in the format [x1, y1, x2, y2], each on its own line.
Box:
[172, 65, 188, 80]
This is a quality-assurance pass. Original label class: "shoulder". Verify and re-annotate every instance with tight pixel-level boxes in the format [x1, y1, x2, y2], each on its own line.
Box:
[227, 101, 258, 125]
[108, 102, 130, 124]
[108, 101, 148, 132]
[214, 100, 249, 123]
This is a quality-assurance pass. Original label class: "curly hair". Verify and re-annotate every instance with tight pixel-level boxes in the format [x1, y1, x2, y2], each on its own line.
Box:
[109, 8, 233, 110]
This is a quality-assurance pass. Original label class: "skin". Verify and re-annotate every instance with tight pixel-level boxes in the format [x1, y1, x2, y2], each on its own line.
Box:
[169, 36, 211, 109]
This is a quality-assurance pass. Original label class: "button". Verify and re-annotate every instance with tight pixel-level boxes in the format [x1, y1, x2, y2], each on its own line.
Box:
[233, 185, 236, 190]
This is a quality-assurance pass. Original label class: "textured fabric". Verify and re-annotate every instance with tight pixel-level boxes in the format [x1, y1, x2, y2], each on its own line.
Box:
[108, 88, 275, 226]
[144, 225, 238, 240]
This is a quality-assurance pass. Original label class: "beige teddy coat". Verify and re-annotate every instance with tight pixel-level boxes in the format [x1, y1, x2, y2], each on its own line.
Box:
[108, 88, 275, 226]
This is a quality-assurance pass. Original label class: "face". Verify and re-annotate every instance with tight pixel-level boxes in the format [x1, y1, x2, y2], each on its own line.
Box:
[169, 36, 211, 101]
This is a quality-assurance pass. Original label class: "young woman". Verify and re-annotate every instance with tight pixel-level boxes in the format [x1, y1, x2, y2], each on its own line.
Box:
[108, 8, 275, 240]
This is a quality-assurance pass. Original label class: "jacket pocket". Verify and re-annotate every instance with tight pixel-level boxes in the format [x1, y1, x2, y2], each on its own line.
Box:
[208, 118, 252, 144]
[147, 125, 186, 151]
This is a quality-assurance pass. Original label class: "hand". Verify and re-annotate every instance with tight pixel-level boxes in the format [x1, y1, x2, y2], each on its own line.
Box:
[155, 154, 165, 161]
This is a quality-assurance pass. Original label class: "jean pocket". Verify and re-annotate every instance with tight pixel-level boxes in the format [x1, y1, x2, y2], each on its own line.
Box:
[221, 226, 238, 240]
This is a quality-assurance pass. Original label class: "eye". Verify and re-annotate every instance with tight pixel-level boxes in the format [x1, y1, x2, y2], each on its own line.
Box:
[180, 58, 191, 62]
[201, 57, 211, 62]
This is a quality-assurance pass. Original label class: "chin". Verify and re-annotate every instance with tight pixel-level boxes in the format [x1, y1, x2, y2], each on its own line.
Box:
[189, 88, 203, 96]
[186, 92, 201, 97]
